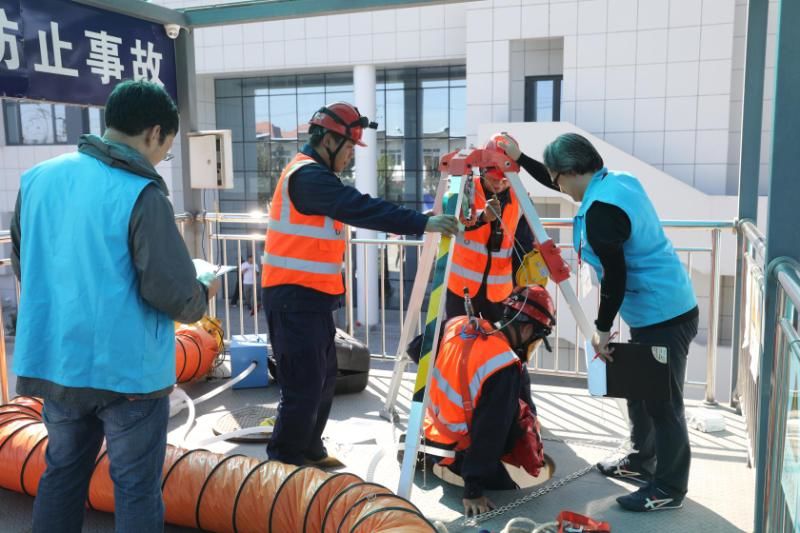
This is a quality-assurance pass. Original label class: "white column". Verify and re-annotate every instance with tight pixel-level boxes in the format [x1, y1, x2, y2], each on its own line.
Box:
[353, 64, 379, 327]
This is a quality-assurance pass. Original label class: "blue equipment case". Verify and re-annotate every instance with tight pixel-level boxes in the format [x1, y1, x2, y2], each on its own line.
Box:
[229, 333, 271, 389]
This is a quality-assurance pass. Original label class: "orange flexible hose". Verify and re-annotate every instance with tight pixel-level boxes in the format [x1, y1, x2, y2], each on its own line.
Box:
[0, 398, 438, 533]
[175, 326, 219, 383]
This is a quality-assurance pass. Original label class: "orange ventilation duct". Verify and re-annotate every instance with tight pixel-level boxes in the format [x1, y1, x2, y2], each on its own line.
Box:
[0, 397, 438, 533]
[175, 324, 220, 383]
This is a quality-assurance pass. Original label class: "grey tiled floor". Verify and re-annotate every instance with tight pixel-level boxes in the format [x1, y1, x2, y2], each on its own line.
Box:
[0, 353, 752, 533]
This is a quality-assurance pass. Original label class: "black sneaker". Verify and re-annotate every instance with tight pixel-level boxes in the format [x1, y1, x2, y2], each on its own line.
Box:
[617, 484, 684, 512]
[597, 456, 653, 485]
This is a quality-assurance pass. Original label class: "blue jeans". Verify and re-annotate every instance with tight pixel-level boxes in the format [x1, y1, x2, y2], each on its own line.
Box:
[33, 396, 169, 533]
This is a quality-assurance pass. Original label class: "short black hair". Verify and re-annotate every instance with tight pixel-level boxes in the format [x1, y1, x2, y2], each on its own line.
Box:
[543, 133, 604, 175]
[105, 80, 179, 143]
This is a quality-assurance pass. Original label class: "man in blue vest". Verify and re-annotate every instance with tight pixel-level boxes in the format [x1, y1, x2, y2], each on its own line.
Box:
[11, 80, 215, 533]
[539, 133, 699, 512]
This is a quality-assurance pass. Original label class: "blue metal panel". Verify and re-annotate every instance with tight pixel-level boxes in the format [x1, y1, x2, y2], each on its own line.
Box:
[183, 0, 476, 27]
[755, 0, 800, 531]
[730, 0, 768, 404]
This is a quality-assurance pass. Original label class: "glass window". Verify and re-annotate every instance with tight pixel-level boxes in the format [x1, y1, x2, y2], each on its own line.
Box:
[449, 87, 466, 137]
[20, 103, 56, 144]
[216, 98, 244, 142]
[419, 66, 450, 88]
[524, 76, 562, 122]
[268, 94, 297, 140]
[421, 87, 449, 137]
[269, 75, 296, 95]
[241, 77, 268, 97]
[385, 89, 407, 138]
[3, 100, 102, 146]
[216, 78, 243, 98]
[297, 92, 326, 139]
[324, 72, 354, 94]
[297, 74, 325, 94]
[216, 66, 465, 214]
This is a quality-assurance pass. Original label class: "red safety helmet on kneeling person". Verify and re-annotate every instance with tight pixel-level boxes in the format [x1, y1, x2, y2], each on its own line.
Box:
[502, 285, 556, 329]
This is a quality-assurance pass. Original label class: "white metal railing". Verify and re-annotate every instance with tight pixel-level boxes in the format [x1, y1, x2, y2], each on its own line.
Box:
[340, 218, 733, 404]
[756, 256, 800, 533]
[0, 214, 735, 408]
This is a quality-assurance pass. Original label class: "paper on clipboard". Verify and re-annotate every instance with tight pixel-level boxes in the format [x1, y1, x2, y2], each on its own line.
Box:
[585, 340, 607, 397]
[193, 258, 237, 286]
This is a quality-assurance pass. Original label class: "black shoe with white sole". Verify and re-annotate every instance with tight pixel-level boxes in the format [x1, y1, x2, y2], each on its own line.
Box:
[597, 456, 654, 485]
[616, 484, 684, 512]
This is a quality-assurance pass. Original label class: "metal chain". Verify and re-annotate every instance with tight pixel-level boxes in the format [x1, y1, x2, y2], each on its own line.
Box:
[462, 436, 626, 527]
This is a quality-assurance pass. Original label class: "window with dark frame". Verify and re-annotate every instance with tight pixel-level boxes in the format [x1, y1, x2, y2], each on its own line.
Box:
[524, 75, 563, 122]
[2, 100, 105, 146]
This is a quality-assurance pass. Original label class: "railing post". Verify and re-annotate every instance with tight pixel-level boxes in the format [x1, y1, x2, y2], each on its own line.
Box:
[730, 223, 746, 409]
[0, 303, 8, 404]
[345, 227, 354, 336]
[705, 228, 721, 405]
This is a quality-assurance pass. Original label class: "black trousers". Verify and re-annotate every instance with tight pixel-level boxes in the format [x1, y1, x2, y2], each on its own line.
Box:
[627, 315, 699, 496]
[266, 309, 337, 465]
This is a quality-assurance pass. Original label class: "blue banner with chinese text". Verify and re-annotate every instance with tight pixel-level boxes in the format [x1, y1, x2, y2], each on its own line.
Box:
[0, 0, 177, 106]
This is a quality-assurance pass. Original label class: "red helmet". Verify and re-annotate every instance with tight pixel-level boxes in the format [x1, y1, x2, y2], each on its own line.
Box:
[482, 132, 519, 181]
[309, 102, 377, 147]
[502, 285, 556, 328]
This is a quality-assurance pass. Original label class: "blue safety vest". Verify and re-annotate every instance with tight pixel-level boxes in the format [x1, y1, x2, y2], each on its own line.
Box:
[572, 168, 696, 328]
[14, 152, 175, 394]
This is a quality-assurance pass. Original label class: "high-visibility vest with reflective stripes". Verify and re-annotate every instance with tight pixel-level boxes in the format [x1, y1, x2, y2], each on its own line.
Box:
[423, 316, 521, 453]
[262, 153, 346, 294]
[448, 177, 521, 302]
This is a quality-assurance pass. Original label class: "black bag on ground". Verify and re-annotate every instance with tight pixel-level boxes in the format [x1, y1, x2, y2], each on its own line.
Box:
[333, 328, 371, 394]
[267, 328, 370, 395]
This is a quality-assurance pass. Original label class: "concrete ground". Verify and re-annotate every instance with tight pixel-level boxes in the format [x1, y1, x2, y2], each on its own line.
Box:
[0, 348, 753, 533]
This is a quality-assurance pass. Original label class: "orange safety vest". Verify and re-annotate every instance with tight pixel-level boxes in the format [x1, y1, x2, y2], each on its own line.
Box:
[262, 153, 346, 294]
[423, 317, 521, 454]
[448, 177, 521, 302]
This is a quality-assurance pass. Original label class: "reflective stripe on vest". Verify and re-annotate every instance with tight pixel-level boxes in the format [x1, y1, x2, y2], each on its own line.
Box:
[423, 317, 521, 449]
[262, 154, 346, 294]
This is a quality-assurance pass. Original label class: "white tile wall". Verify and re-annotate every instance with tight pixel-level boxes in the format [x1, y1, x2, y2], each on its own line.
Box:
[605, 99, 635, 132]
[665, 96, 698, 130]
[633, 131, 665, 165]
[606, 32, 637, 66]
[0, 0, 752, 207]
[637, 0, 668, 30]
[695, 130, 729, 164]
[635, 64, 667, 98]
[605, 66, 636, 99]
[667, 27, 701, 62]
[634, 97, 665, 131]
[669, 0, 702, 28]
[607, 0, 637, 32]
[663, 131, 697, 164]
[636, 29, 668, 64]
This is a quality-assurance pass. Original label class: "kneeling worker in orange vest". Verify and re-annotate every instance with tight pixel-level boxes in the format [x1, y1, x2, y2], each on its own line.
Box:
[424, 285, 556, 517]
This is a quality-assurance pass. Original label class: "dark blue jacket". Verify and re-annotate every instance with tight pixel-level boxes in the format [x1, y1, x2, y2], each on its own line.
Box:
[263, 145, 429, 313]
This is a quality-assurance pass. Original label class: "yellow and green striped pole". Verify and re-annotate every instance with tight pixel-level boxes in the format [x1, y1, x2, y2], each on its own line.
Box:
[397, 173, 465, 498]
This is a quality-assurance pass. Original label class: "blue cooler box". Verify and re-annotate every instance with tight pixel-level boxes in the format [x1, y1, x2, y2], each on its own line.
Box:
[230, 334, 271, 389]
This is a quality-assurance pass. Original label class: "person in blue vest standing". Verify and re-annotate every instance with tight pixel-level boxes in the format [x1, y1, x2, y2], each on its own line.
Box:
[537, 133, 699, 512]
[11, 80, 216, 533]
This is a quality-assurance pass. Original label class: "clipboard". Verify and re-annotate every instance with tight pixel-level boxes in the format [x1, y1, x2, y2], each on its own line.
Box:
[604, 342, 671, 401]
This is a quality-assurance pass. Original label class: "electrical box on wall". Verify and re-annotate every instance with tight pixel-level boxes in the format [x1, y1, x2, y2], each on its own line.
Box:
[188, 130, 234, 189]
